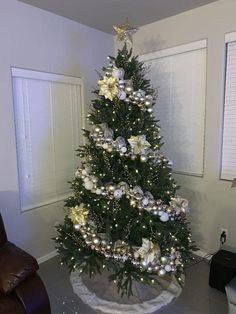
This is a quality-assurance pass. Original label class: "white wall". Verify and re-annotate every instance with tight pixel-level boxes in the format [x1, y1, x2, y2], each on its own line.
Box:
[0, 0, 113, 260]
[129, 0, 236, 254]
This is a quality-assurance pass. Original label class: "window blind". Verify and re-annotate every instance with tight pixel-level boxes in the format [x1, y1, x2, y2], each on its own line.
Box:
[140, 40, 207, 176]
[221, 33, 236, 180]
[12, 69, 84, 211]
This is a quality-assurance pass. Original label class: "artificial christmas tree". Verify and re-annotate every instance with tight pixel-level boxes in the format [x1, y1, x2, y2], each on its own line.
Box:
[55, 22, 196, 298]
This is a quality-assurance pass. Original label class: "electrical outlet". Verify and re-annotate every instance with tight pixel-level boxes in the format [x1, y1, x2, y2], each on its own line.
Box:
[220, 228, 228, 244]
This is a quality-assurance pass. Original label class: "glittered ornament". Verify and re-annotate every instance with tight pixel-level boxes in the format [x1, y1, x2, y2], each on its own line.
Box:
[113, 20, 138, 45]
[114, 189, 123, 199]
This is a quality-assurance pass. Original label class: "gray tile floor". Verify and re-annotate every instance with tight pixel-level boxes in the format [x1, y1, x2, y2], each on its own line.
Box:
[38, 256, 228, 314]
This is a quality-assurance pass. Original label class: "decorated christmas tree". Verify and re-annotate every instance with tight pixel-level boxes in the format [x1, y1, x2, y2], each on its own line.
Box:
[55, 21, 196, 297]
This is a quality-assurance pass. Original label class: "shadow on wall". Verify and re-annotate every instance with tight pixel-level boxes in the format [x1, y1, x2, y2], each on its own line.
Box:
[0, 190, 21, 238]
[135, 35, 166, 55]
[179, 186, 205, 248]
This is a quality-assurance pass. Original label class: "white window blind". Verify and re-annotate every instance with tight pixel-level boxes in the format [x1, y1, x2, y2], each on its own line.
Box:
[221, 32, 236, 180]
[140, 40, 207, 176]
[12, 68, 84, 211]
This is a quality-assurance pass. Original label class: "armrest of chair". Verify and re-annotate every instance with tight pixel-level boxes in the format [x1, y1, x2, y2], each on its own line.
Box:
[0, 214, 7, 246]
[15, 273, 51, 314]
[0, 242, 38, 294]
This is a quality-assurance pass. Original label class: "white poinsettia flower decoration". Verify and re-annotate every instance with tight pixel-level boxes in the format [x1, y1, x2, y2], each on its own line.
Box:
[169, 196, 189, 213]
[68, 203, 89, 226]
[134, 238, 160, 265]
[98, 76, 119, 101]
[128, 135, 151, 154]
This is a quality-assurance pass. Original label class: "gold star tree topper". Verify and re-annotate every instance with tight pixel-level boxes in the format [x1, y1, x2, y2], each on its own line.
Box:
[113, 20, 138, 45]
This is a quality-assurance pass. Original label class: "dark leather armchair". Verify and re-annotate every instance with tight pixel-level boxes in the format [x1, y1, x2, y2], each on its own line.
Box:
[0, 213, 51, 314]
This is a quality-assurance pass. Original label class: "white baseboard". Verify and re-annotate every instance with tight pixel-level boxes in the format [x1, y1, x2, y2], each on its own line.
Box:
[194, 248, 212, 260]
[37, 250, 58, 264]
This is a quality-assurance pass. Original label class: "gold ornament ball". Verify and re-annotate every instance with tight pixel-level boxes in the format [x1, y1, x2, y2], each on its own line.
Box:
[161, 256, 168, 264]
[159, 268, 166, 276]
[140, 155, 148, 162]
[108, 183, 116, 192]
[130, 199, 136, 206]
[93, 237, 100, 245]
[145, 100, 152, 107]
[130, 154, 137, 160]
[94, 126, 101, 133]
[125, 85, 134, 94]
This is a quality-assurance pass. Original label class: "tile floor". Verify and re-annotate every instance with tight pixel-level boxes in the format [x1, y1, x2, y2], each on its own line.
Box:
[38, 256, 228, 314]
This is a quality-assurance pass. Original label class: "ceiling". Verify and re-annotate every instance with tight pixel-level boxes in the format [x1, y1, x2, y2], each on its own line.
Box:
[18, 0, 218, 34]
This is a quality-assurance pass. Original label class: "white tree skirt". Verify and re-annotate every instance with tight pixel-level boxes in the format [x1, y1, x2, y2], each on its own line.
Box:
[70, 270, 182, 314]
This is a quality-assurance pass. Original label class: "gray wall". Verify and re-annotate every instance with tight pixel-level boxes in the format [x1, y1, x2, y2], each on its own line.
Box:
[0, 0, 113, 260]
[128, 0, 236, 254]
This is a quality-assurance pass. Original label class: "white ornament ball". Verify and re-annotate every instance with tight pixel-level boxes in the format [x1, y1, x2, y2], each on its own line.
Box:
[82, 169, 87, 175]
[165, 265, 172, 272]
[119, 90, 127, 100]
[121, 146, 127, 153]
[142, 198, 149, 206]
[84, 180, 94, 190]
[160, 212, 169, 222]
[114, 189, 123, 199]
[74, 224, 81, 230]
[95, 188, 102, 195]
[102, 143, 109, 149]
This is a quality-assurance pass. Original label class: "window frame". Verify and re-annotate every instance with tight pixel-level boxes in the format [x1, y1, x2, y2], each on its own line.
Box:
[11, 67, 85, 212]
